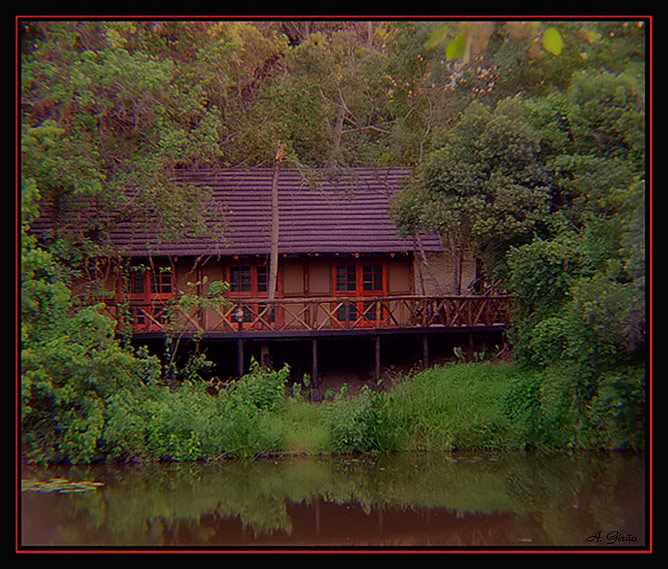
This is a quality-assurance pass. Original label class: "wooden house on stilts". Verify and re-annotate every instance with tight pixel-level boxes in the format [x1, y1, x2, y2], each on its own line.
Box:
[31, 167, 512, 390]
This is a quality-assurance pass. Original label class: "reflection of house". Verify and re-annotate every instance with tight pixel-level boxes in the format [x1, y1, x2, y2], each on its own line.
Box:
[33, 167, 512, 381]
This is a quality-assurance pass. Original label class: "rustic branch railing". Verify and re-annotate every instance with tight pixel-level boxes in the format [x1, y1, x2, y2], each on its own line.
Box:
[119, 295, 513, 335]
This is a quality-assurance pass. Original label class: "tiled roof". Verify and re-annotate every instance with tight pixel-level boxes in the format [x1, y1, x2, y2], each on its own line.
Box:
[39, 168, 445, 257]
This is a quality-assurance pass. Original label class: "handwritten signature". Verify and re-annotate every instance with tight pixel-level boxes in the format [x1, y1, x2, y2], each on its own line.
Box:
[586, 530, 639, 545]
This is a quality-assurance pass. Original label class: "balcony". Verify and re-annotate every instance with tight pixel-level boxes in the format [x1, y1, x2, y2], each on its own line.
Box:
[115, 295, 513, 339]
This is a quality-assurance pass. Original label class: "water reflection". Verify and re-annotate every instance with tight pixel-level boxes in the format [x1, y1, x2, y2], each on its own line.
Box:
[20, 451, 646, 549]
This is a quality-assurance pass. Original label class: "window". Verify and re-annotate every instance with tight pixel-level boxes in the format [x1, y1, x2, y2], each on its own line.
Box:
[130, 272, 145, 295]
[123, 265, 175, 333]
[127, 267, 174, 301]
[333, 263, 385, 297]
[256, 265, 268, 293]
[227, 264, 278, 330]
[333, 263, 386, 326]
[335, 265, 356, 293]
[362, 265, 383, 293]
[152, 272, 173, 294]
[227, 264, 270, 297]
[229, 266, 252, 293]
[336, 302, 358, 323]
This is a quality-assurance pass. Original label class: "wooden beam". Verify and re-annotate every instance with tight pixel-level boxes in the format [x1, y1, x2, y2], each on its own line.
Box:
[237, 338, 244, 377]
[423, 334, 429, 368]
[311, 338, 318, 387]
[374, 335, 381, 381]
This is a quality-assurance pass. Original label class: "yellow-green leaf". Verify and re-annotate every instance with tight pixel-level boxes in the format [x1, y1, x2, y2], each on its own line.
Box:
[446, 35, 468, 61]
[424, 26, 449, 48]
[543, 27, 564, 56]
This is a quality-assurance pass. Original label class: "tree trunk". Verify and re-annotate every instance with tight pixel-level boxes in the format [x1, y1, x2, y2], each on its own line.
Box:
[447, 231, 462, 295]
[328, 102, 345, 169]
[412, 233, 427, 295]
[268, 141, 283, 301]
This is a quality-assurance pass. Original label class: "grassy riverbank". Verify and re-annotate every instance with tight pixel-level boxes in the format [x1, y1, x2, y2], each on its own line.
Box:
[23, 358, 644, 465]
[285, 360, 646, 455]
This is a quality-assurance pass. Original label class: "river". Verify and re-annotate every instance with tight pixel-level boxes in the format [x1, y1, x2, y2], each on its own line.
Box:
[19, 450, 647, 551]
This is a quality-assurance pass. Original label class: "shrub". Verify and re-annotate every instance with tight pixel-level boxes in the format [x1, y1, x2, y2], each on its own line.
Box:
[21, 306, 161, 465]
[228, 359, 290, 412]
[583, 365, 646, 450]
[323, 387, 404, 454]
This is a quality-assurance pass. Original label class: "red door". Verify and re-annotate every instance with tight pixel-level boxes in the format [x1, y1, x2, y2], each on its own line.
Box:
[333, 263, 386, 328]
[125, 268, 175, 332]
[227, 264, 280, 330]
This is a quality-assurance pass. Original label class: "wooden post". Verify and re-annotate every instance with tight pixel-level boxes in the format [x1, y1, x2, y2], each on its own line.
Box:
[374, 335, 381, 381]
[423, 334, 429, 368]
[237, 339, 244, 377]
[311, 338, 318, 387]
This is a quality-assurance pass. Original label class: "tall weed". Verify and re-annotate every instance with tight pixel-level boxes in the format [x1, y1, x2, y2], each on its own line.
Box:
[387, 363, 516, 451]
[322, 386, 405, 454]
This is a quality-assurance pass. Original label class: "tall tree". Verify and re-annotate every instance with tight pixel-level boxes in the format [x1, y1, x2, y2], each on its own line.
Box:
[21, 21, 224, 268]
[260, 25, 396, 168]
[391, 97, 551, 292]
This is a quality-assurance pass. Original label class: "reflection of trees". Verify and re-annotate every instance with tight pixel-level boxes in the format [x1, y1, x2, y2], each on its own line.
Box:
[502, 451, 646, 546]
[21, 451, 645, 546]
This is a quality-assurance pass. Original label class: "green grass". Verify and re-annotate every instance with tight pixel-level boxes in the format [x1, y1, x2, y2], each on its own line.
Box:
[385, 362, 520, 451]
[279, 360, 645, 455]
[271, 362, 530, 455]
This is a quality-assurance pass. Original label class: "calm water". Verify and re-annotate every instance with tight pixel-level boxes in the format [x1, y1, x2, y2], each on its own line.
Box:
[20, 451, 647, 550]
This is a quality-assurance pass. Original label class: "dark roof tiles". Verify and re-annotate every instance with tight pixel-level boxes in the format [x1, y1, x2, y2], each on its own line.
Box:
[38, 168, 444, 257]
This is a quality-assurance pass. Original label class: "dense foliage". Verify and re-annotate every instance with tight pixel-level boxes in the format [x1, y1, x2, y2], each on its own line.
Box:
[20, 19, 648, 464]
[389, 20, 647, 443]
[21, 358, 646, 465]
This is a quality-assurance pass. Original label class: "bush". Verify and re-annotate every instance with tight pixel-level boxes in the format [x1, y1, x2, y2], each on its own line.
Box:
[21, 306, 161, 465]
[526, 316, 569, 367]
[322, 386, 404, 454]
[507, 234, 587, 320]
[102, 360, 292, 462]
[228, 359, 290, 412]
[24, 343, 646, 464]
[583, 365, 646, 450]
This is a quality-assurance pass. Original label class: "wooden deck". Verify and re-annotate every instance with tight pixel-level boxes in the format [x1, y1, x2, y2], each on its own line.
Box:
[118, 294, 513, 338]
[112, 295, 513, 379]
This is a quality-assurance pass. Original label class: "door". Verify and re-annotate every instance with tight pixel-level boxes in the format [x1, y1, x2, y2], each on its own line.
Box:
[227, 264, 280, 330]
[124, 267, 175, 332]
[333, 262, 386, 327]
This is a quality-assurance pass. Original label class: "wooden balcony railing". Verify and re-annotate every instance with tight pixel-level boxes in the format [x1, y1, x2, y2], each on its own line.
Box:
[115, 295, 513, 335]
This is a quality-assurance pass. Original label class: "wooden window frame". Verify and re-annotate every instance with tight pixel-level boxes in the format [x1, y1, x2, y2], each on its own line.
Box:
[125, 267, 175, 302]
[332, 262, 387, 327]
[123, 265, 175, 332]
[226, 263, 281, 330]
[333, 262, 387, 297]
[226, 263, 273, 299]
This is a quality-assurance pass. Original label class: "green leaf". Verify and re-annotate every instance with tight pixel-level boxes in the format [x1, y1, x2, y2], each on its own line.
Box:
[424, 26, 449, 48]
[446, 35, 468, 61]
[542, 27, 564, 56]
